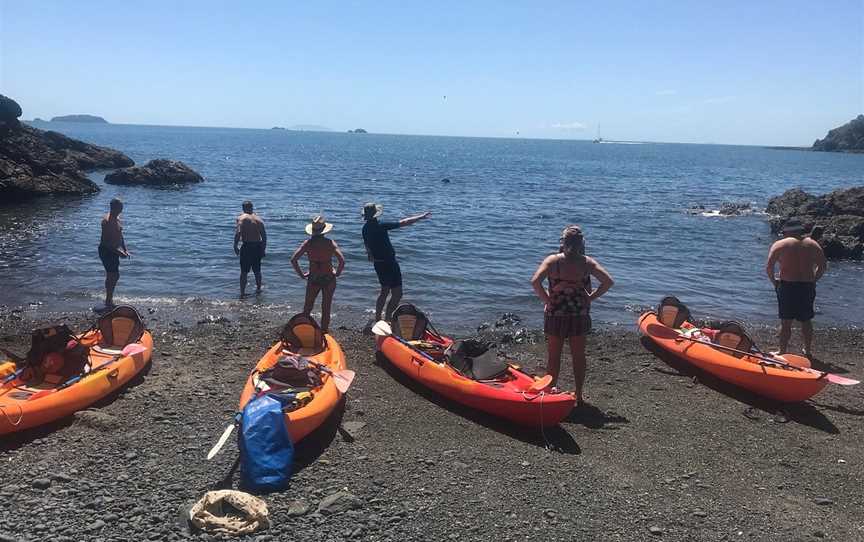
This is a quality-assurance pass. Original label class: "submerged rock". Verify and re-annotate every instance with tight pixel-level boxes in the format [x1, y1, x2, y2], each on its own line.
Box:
[105, 159, 204, 186]
[0, 96, 133, 201]
[718, 201, 752, 216]
[767, 187, 864, 260]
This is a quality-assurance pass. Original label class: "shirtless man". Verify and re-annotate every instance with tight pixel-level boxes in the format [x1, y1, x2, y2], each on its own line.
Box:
[765, 219, 827, 357]
[233, 201, 267, 297]
[99, 198, 129, 308]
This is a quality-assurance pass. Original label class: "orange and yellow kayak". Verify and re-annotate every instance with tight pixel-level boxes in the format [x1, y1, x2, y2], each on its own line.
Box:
[638, 311, 828, 402]
[238, 334, 346, 443]
[0, 330, 152, 435]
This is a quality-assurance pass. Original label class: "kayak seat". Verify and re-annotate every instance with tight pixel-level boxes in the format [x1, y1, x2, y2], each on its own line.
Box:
[446, 339, 508, 381]
[657, 296, 691, 329]
[392, 304, 429, 341]
[713, 321, 754, 358]
[280, 313, 326, 357]
[96, 305, 146, 351]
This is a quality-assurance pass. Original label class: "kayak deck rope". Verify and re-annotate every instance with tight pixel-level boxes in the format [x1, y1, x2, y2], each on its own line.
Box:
[0, 404, 24, 427]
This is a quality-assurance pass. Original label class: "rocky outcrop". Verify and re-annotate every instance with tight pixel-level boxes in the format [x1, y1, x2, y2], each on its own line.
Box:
[1, 96, 134, 201]
[50, 114, 109, 123]
[767, 187, 864, 260]
[105, 159, 203, 186]
[348, 128, 368, 134]
[812, 115, 864, 153]
[0, 94, 23, 132]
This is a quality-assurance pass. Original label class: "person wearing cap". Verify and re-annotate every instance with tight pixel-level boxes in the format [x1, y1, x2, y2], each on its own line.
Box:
[530, 225, 614, 405]
[291, 215, 345, 332]
[765, 218, 827, 357]
[361, 203, 431, 322]
[234, 201, 267, 297]
[99, 197, 130, 309]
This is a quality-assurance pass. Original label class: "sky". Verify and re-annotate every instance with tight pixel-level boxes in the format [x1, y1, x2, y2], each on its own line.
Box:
[1, 0, 862, 145]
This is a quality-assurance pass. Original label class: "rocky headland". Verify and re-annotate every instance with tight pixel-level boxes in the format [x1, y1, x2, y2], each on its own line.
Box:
[767, 186, 864, 260]
[0, 95, 133, 202]
[812, 115, 864, 153]
[104, 159, 204, 186]
[50, 114, 109, 124]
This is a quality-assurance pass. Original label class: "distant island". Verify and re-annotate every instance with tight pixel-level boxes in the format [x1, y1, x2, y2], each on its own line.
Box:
[812, 115, 864, 153]
[271, 126, 286, 130]
[51, 114, 109, 123]
[348, 128, 368, 134]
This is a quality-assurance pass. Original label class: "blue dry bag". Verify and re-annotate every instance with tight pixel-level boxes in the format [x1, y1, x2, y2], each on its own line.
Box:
[238, 394, 294, 491]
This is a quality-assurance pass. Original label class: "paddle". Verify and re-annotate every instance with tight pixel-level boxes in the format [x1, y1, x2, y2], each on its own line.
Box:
[527, 374, 554, 393]
[207, 414, 241, 460]
[371, 321, 436, 361]
[645, 323, 859, 386]
[26, 343, 148, 401]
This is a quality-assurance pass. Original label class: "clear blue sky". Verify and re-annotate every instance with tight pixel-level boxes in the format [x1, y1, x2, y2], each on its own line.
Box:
[1, 0, 862, 145]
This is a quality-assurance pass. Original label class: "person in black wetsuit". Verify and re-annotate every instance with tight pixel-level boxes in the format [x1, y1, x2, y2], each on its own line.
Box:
[361, 202, 430, 322]
[530, 225, 614, 404]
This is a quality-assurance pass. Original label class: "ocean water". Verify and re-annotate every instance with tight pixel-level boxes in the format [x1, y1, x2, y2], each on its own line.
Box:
[2, 123, 863, 332]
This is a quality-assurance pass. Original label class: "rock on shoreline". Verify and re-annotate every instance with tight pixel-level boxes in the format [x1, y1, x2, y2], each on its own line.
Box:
[104, 159, 204, 186]
[812, 115, 864, 153]
[0, 95, 134, 201]
[767, 187, 864, 259]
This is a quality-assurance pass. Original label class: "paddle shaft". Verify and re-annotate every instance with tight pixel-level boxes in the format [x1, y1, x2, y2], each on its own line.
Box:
[651, 325, 820, 376]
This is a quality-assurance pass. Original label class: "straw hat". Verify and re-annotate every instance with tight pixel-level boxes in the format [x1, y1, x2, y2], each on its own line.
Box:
[362, 202, 383, 220]
[305, 215, 333, 236]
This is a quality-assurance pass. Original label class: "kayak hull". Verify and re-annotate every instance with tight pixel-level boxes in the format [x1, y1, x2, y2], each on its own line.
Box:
[377, 334, 575, 427]
[238, 334, 346, 443]
[638, 312, 828, 402]
[0, 331, 153, 435]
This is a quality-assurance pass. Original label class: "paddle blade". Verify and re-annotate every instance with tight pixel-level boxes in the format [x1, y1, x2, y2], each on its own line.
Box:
[207, 423, 235, 460]
[528, 374, 553, 392]
[645, 323, 681, 340]
[826, 374, 860, 386]
[27, 389, 54, 401]
[333, 369, 356, 394]
[371, 320, 392, 337]
[121, 343, 147, 357]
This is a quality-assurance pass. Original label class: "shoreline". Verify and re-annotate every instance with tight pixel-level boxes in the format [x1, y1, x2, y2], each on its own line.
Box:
[2, 304, 863, 540]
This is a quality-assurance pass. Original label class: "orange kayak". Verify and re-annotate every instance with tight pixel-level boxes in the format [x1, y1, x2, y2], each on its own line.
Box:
[0, 330, 152, 435]
[377, 333, 575, 427]
[638, 311, 828, 402]
[238, 333, 346, 443]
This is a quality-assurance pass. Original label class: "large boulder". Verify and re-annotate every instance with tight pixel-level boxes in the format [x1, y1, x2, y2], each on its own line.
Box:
[767, 187, 864, 260]
[0, 94, 22, 131]
[0, 122, 134, 201]
[104, 159, 203, 186]
[812, 115, 864, 152]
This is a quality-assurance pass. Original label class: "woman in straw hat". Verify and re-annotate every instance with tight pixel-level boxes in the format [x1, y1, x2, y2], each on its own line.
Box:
[530, 225, 614, 405]
[291, 215, 345, 332]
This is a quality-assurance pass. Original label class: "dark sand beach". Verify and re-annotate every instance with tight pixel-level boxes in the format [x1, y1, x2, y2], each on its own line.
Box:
[1, 307, 862, 542]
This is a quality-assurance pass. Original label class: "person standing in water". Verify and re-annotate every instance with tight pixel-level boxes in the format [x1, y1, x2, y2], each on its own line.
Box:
[99, 198, 129, 309]
[361, 202, 430, 322]
[291, 215, 345, 332]
[530, 225, 614, 405]
[233, 200, 267, 297]
[765, 219, 827, 357]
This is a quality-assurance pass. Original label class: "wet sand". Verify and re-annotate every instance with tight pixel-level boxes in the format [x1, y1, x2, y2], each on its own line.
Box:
[1, 307, 863, 541]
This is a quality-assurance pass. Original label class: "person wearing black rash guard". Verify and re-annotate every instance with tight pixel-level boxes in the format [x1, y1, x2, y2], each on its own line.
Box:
[361, 202, 430, 322]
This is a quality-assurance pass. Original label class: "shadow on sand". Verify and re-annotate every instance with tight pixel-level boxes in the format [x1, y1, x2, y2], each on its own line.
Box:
[0, 360, 154, 452]
[640, 337, 839, 435]
[375, 352, 580, 455]
[563, 402, 630, 430]
[211, 395, 347, 492]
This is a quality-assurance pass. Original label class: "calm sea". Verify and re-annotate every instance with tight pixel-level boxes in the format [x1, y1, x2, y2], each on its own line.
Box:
[2, 123, 863, 332]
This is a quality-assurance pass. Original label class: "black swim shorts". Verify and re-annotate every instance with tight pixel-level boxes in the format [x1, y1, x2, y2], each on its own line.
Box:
[240, 241, 264, 274]
[98, 245, 120, 273]
[776, 281, 816, 321]
[373, 259, 402, 288]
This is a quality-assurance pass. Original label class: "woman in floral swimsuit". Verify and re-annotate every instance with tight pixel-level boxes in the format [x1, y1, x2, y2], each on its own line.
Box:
[530, 225, 614, 404]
